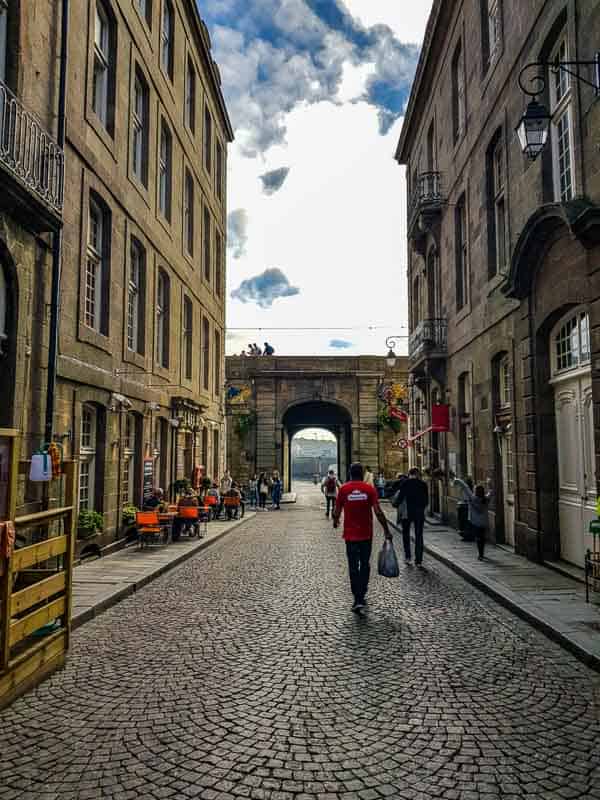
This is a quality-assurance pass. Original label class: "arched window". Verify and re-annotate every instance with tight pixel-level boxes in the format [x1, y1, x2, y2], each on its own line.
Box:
[552, 308, 590, 376]
[0, 261, 7, 355]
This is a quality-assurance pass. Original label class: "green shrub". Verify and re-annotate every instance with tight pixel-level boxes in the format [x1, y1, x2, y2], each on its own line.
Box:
[121, 505, 138, 526]
[77, 509, 104, 539]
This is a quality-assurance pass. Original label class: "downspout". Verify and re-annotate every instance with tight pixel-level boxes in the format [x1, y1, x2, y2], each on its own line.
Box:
[44, 0, 69, 443]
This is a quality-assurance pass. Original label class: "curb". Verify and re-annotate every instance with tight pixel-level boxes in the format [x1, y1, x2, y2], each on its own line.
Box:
[72, 516, 251, 630]
[387, 518, 600, 673]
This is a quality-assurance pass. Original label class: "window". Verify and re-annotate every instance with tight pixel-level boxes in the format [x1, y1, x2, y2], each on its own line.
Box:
[214, 329, 221, 396]
[412, 274, 421, 327]
[0, 1, 7, 84]
[482, 0, 502, 71]
[85, 195, 109, 333]
[201, 426, 208, 471]
[455, 194, 468, 310]
[213, 428, 220, 482]
[499, 356, 512, 408]
[154, 416, 168, 490]
[203, 205, 211, 282]
[452, 41, 465, 142]
[550, 36, 574, 202]
[161, 0, 174, 80]
[92, 0, 114, 133]
[183, 296, 193, 381]
[204, 105, 212, 173]
[184, 170, 194, 256]
[216, 141, 224, 202]
[202, 317, 210, 391]
[79, 405, 97, 511]
[0, 262, 7, 355]
[215, 231, 222, 298]
[487, 132, 507, 278]
[554, 310, 591, 374]
[122, 414, 136, 506]
[156, 269, 170, 368]
[185, 56, 196, 132]
[136, 0, 152, 27]
[132, 69, 149, 186]
[128, 239, 145, 354]
[458, 372, 473, 478]
[159, 120, 172, 221]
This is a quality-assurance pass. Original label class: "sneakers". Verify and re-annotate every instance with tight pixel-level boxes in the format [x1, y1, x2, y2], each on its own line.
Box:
[352, 599, 366, 612]
[405, 558, 412, 566]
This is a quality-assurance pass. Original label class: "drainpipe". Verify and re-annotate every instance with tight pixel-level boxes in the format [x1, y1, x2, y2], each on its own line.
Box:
[44, 0, 69, 443]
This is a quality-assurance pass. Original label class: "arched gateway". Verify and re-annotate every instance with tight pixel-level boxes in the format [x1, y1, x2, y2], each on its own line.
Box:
[225, 356, 409, 492]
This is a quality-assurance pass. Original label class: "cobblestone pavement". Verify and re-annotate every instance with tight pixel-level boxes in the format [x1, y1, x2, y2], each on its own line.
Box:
[1, 501, 599, 800]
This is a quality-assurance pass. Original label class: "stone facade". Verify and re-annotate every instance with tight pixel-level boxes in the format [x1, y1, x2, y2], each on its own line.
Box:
[396, 0, 600, 566]
[226, 356, 409, 490]
[1, 1, 233, 548]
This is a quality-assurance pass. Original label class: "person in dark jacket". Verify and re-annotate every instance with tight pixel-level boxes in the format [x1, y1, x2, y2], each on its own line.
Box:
[394, 467, 429, 567]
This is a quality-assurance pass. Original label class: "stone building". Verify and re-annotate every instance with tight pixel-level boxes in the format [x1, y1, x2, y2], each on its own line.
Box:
[225, 356, 409, 490]
[0, 0, 65, 517]
[1, 1, 233, 548]
[395, 0, 600, 566]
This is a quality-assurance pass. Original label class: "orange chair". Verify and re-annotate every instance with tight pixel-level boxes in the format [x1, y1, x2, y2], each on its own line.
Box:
[223, 496, 241, 519]
[178, 505, 200, 538]
[136, 511, 163, 549]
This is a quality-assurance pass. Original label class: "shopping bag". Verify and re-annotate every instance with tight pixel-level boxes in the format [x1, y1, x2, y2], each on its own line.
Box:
[29, 452, 51, 482]
[378, 539, 400, 578]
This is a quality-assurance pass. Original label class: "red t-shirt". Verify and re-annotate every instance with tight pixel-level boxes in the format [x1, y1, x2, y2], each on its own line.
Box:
[335, 481, 380, 541]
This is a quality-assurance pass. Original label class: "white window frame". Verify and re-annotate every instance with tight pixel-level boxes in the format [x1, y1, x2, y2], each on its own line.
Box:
[185, 56, 196, 133]
[93, 1, 111, 128]
[128, 239, 143, 353]
[492, 137, 507, 273]
[184, 170, 194, 256]
[122, 414, 135, 507]
[487, 0, 502, 63]
[85, 198, 103, 331]
[159, 121, 172, 220]
[499, 355, 512, 408]
[79, 405, 97, 511]
[132, 71, 148, 186]
[161, 0, 173, 80]
[549, 36, 575, 202]
[156, 270, 169, 367]
[551, 307, 591, 378]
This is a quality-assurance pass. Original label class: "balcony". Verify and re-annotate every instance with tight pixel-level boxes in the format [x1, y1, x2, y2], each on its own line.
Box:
[409, 318, 448, 365]
[0, 80, 64, 230]
[407, 171, 445, 249]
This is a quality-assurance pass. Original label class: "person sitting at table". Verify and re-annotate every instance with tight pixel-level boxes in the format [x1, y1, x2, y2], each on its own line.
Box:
[144, 487, 164, 511]
[224, 483, 242, 520]
[206, 482, 220, 520]
[174, 489, 199, 540]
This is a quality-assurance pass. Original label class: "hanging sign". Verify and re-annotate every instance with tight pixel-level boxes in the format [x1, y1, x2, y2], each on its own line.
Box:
[431, 404, 450, 432]
[395, 438, 410, 450]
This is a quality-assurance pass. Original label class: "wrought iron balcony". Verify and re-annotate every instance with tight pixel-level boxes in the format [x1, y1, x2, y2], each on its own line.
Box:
[0, 80, 64, 223]
[407, 171, 445, 243]
[408, 318, 448, 363]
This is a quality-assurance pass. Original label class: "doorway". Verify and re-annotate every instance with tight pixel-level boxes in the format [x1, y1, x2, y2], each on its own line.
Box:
[290, 428, 338, 490]
[551, 309, 596, 567]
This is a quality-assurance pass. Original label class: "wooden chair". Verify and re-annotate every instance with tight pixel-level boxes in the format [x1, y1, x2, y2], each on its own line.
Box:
[136, 511, 164, 549]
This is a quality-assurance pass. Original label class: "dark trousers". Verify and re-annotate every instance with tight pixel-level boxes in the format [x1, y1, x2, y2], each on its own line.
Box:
[345, 539, 372, 602]
[401, 517, 425, 564]
[259, 493, 267, 508]
[472, 524, 486, 557]
[325, 495, 336, 516]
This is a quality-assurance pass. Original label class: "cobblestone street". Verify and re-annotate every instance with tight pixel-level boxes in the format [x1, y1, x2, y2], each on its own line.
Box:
[1, 495, 599, 800]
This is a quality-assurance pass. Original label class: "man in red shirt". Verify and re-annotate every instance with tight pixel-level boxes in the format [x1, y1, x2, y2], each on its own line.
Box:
[333, 462, 393, 612]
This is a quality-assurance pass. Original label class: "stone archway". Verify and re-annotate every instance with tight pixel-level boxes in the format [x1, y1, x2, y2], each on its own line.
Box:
[282, 401, 352, 492]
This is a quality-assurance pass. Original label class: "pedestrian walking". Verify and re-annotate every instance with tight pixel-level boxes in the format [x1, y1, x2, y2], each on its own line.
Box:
[271, 471, 282, 509]
[363, 466, 374, 486]
[258, 472, 270, 509]
[248, 474, 258, 508]
[452, 476, 492, 560]
[263, 341, 275, 356]
[333, 462, 393, 613]
[393, 467, 428, 567]
[321, 469, 341, 518]
[375, 471, 386, 499]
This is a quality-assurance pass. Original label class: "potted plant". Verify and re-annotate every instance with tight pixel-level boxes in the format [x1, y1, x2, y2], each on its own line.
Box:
[77, 509, 104, 540]
[121, 505, 139, 541]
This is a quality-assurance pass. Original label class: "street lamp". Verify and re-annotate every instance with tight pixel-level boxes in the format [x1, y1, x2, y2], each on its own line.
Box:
[516, 55, 600, 159]
[385, 335, 408, 368]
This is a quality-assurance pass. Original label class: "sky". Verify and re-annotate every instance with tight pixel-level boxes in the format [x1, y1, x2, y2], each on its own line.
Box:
[201, 0, 433, 357]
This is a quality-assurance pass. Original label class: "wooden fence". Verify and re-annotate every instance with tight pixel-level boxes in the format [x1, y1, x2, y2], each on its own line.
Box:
[0, 430, 77, 709]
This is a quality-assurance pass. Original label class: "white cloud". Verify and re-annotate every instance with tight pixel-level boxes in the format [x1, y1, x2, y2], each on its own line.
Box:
[342, 1, 432, 42]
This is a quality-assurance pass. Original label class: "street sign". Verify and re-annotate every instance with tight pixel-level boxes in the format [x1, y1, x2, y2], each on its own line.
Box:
[395, 438, 409, 450]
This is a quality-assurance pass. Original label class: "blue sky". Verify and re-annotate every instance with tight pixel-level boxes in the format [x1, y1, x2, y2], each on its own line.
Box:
[200, 0, 433, 356]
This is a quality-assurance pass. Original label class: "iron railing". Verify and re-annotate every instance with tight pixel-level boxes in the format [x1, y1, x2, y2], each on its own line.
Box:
[408, 171, 444, 226]
[0, 80, 64, 213]
[409, 318, 448, 361]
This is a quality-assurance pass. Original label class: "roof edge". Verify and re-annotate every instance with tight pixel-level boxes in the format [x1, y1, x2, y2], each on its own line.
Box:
[394, 0, 443, 165]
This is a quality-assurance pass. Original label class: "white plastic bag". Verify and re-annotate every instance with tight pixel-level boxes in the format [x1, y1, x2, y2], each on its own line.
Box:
[378, 539, 400, 578]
